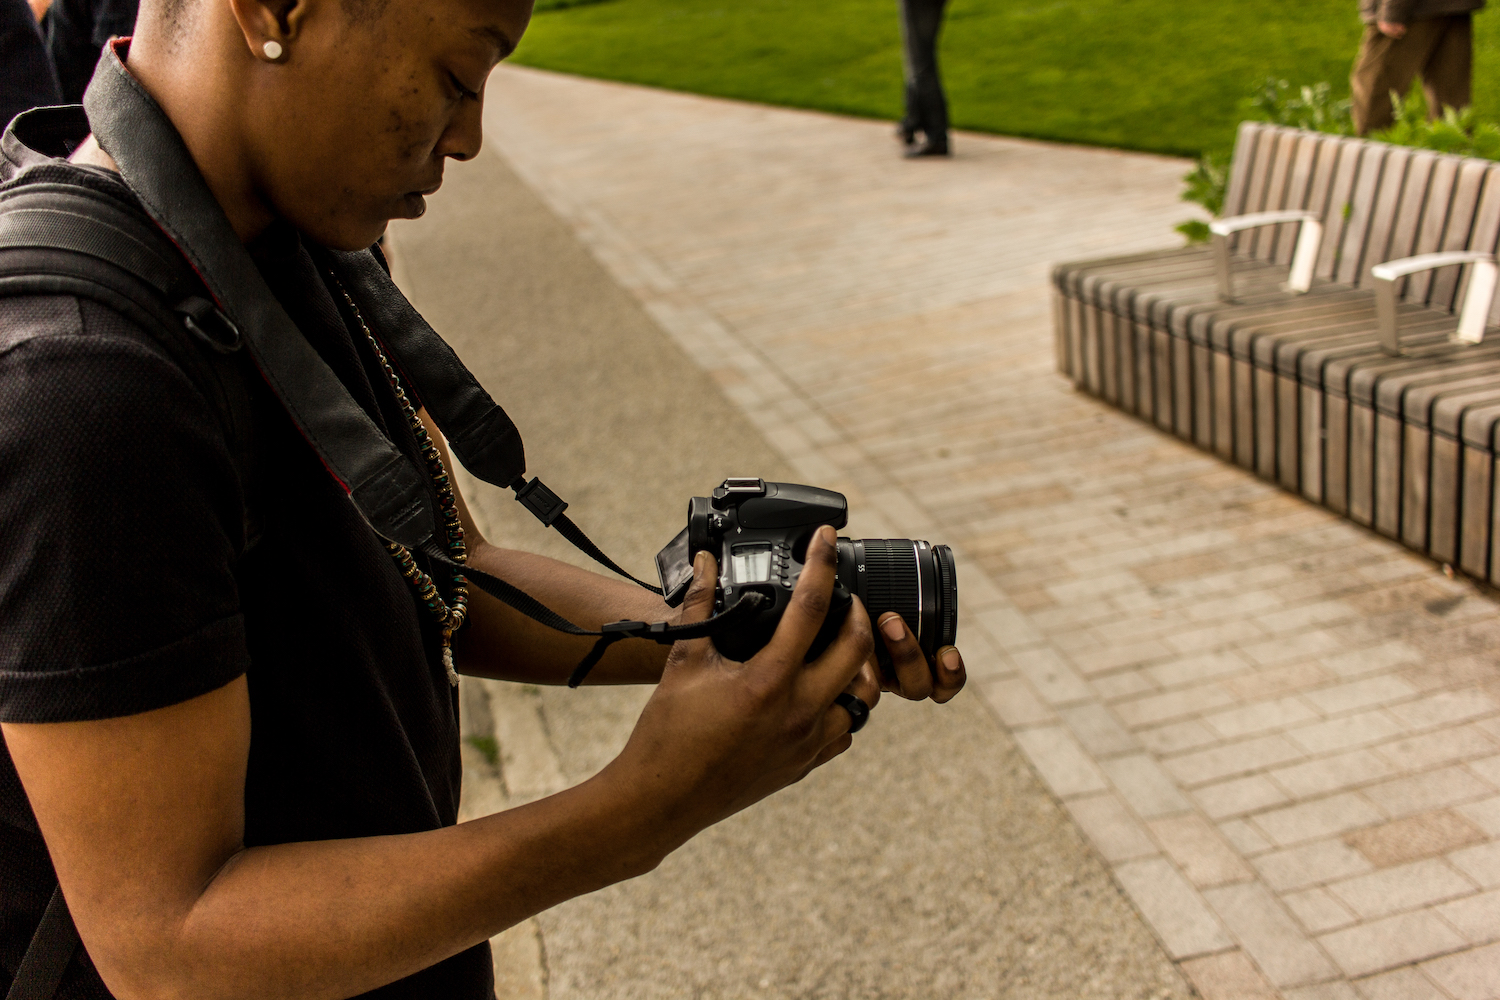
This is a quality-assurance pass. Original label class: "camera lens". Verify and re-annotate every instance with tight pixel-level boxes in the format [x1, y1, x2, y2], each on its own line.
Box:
[836, 538, 958, 662]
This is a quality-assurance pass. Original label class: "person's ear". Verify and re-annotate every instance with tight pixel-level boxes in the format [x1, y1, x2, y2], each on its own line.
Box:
[226, 0, 312, 63]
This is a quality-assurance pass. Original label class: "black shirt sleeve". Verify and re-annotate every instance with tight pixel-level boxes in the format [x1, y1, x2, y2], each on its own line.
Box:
[0, 295, 251, 722]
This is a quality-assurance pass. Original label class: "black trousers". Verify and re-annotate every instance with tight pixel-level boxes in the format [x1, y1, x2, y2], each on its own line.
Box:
[900, 0, 949, 145]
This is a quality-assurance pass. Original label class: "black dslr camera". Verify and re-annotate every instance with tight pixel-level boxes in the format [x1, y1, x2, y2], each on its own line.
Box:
[654, 478, 958, 666]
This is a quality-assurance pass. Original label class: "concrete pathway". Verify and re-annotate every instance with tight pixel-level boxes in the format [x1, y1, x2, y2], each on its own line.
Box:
[412, 66, 1499, 999]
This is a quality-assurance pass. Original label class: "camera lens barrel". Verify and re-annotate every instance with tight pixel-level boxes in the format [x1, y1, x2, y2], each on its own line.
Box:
[837, 537, 958, 661]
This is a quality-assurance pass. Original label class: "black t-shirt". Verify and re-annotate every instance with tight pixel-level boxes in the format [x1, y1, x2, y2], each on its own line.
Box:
[0, 117, 494, 999]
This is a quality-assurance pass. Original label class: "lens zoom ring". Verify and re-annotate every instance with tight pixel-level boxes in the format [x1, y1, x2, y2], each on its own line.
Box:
[862, 539, 919, 626]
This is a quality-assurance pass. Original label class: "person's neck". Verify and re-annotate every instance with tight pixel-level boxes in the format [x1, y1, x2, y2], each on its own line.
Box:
[110, 28, 277, 243]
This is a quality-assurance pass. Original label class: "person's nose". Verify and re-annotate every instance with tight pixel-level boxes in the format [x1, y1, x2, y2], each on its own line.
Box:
[437, 94, 484, 162]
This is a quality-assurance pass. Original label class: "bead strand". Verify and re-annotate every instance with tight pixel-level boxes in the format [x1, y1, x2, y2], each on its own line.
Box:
[332, 276, 468, 686]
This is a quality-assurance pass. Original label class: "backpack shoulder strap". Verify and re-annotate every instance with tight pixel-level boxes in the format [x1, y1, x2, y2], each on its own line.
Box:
[0, 180, 262, 548]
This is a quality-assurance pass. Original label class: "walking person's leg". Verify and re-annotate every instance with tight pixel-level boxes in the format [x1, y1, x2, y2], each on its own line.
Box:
[903, 0, 949, 156]
[1421, 13, 1473, 117]
[897, 0, 918, 144]
[1350, 18, 1446, 133]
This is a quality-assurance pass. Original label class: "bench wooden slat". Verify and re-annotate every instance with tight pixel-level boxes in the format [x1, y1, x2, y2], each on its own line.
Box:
[1360, 145, 1413, 282]
[1317, 141, 1364, 280]
[1338, 144, 1391, 286]
[1274, 133, 1325, 266]
[1251, 129, 1299, 260]
[1429, 158, 1489, 309]
[1222, 121, 1264, 220]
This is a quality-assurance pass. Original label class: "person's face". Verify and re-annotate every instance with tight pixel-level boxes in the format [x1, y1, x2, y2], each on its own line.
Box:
[246, 0, 532, 249]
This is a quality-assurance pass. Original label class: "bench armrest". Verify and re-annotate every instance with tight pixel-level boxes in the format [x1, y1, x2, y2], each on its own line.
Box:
[1371, 251, 1498, 354]
[1210, 211, 1322, 301]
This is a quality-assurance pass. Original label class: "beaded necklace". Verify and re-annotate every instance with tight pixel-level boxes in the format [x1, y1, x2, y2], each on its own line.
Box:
[331, 276, 468, 686]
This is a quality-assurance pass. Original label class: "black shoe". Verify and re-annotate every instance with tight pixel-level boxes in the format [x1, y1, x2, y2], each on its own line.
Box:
[903, 138, 950, 158]
[896, 121, 917, 145]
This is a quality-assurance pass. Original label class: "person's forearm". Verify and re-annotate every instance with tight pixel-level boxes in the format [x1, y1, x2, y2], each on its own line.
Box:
[453, 541, 673, 684]
[108, 765, 669, 1000]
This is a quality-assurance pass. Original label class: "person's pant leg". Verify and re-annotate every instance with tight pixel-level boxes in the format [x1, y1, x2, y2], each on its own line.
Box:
[900, 0, 949, 144]
[1351, 20, 1445, 133]
[1422, 13, 1473, 117]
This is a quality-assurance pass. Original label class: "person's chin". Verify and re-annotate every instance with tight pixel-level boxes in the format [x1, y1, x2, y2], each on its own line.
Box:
[398, 191, 429, 220]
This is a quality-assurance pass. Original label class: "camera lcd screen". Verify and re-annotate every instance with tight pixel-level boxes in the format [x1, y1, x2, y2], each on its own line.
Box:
[730, 542, 773, 583]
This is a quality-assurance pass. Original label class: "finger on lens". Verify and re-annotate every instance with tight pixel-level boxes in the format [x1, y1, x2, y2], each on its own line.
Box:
[759, 524, 840, 666]
[932, 645, 966, 704]
[877, 611, 933, 700]
[850, 659, 881, 711]
[665, 551, 719, 670]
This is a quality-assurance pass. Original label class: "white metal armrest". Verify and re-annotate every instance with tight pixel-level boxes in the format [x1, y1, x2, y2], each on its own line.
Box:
[1210, 210, 1322, 301]
[1370, 251, 1498, 355]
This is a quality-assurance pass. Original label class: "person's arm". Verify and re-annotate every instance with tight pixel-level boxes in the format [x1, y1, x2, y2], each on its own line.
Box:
[425, 410, 966, 699]
[4, 527, 880, 1000]
[1376, 0, 1416, 35]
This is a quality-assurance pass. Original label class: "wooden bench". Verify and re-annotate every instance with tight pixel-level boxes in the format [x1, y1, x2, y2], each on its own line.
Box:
[1053, 122, 1500, 584]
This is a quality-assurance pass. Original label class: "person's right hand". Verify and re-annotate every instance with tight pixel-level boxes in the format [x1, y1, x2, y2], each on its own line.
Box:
[1378, 20, 1407, 38]
[604, 524, 879, 854]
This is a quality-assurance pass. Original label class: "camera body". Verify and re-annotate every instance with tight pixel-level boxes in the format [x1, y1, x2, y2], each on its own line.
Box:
[656, 478, 958, 666]
[656, 478, 854, 662]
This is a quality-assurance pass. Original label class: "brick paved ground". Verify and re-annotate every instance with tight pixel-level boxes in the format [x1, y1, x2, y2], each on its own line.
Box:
[479, 67, 1500, 998]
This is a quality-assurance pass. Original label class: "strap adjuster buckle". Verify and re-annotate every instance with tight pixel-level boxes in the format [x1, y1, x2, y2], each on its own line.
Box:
[515, 477, 569, 527]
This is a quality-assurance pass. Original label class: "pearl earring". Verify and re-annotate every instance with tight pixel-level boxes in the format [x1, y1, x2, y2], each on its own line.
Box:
[262, 40, 283, 60]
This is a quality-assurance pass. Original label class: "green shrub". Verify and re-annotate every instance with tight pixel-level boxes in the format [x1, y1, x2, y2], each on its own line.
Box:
[1176, 78, 1500, 242]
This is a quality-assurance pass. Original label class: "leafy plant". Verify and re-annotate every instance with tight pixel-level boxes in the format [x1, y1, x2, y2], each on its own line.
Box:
[1251, 77, 1353, 135]
[465, 734, 500, 768]
[1372, 88, 1500, 159]
[1176, 152, 1227, 244]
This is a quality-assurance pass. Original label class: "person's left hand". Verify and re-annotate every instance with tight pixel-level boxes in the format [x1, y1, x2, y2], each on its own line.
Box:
[872, 611, 966, 703]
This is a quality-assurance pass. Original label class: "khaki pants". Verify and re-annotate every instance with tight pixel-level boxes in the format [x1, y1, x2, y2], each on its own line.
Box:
[1350, 13, 1473, 135]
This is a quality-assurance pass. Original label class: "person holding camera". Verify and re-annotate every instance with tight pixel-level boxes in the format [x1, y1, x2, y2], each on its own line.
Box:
[0, 0, 968, 997]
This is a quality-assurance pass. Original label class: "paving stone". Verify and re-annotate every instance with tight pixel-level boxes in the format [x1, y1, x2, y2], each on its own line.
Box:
[1472, 754, 1500, 789]
[1179, 949, 1279, 1000]
[1253, 840, 1375, 892]
[1252, 794, 1385, 847]
[1326, 857, 1478, 919]
[1148, 651, 1253, 690]
[973, 604, 1046, 652]
[1320, 642, 1422, 679]
[1090, 669, 1157, 702]
[1196, 775, 1292, 819]
[1012, 725, 1109, 798]
[1166, 735, 1308, 787]
[1064, 792, 1160, 863]
[1437, 887, 1500, 945]
[1284, 983, 1362, 1000]
[1304, 676, 1420, 715]
[1058, 703, 1139, 756]
[1147, 814, 1253, 887]
[1449, 841, 1500, 888]
[1320, 910, 1468, 978]
[1228, 661, 1336, 702]
[1288, 711, 1405, 755]
[1282, 887, 1357, 933]
[1103, 753, 1193, 819]
[1066, 638, 1174, 677]
[1352, 966, 1451, 1000]
[1139, 719, 1220, 755]
[1456, 796, 1500, 836]
[1220, 819, 1274, 855]
[1240, 630, 1347, 668]
[1203, 881, 1338, 986]
[1345, 810, 1488, 867]
[1270, 750, 1395, 800]
[1376, 726, 1500, 772]
[1163, 619, 1268, 655]
[1012, 646, 1095, 707]
[1388, 688, 1500, 730]
[1422, 941, 1500, 1000]
[1205, 696, 1320, 740]
[1113, 857, 1234, 959]
[1114, 683, 1239, 729]
[1365, 766, 1494, 818]
[978, 677, 1056, 728]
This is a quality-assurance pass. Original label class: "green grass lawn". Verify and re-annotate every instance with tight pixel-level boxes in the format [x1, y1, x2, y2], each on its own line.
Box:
[510, 0, 1500, 158]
